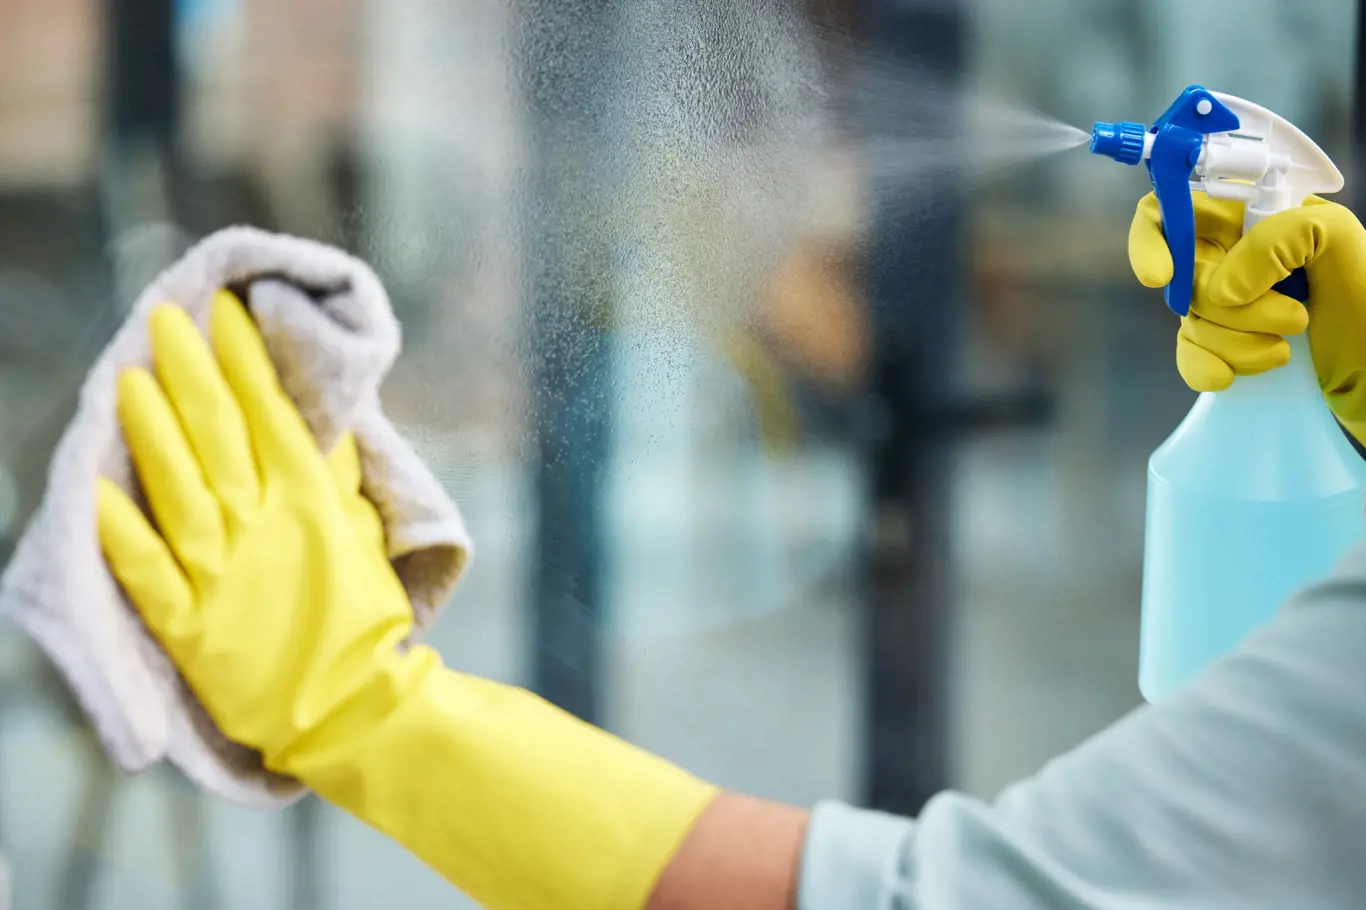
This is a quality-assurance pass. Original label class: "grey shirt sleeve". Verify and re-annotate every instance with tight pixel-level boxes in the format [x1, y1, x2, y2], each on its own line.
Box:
[798, 539, 1366, 910]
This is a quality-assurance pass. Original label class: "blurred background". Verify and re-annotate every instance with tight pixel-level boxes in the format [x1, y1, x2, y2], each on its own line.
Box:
[0, 0, 1360, 906]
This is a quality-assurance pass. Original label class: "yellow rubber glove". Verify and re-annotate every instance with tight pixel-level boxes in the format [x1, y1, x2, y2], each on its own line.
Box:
[1128, 191, 1366, 440]
[97, 290, 718, 910]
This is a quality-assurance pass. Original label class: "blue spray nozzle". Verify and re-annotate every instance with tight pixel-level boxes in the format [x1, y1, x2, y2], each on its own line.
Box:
[1094, 86, 1240, 317]
[1090, 121, 1147, 165]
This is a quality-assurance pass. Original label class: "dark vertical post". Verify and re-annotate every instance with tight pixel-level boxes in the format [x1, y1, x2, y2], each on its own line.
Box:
[516, 0, 617, 724]
[100, 0, 183, 304]
[860, 0, 966, 816]
[106, 0, 180, 148]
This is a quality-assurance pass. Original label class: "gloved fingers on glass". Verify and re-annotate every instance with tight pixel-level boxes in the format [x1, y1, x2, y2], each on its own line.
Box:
[207, 290, 329, 488]
[96, 476, 196, 642]
[148, 303, 261, 524]
[115, 367, 226, 588]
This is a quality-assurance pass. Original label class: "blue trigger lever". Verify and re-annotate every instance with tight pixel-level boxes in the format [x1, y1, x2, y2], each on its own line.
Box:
[1092, 85, 1311, 313]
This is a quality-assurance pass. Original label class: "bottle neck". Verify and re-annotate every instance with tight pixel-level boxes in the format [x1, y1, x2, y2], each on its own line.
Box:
[1213, 332, 1321, 404]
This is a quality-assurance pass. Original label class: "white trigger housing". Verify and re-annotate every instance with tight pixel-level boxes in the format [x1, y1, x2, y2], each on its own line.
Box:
[1196, 92, 1343, 231]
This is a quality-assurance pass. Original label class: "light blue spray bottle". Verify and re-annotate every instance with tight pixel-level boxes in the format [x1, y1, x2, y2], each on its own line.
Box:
[1090, 85, 1366, 702]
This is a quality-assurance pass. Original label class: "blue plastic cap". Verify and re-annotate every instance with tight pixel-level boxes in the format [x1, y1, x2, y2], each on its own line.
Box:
[1091, 120, 1147, 165]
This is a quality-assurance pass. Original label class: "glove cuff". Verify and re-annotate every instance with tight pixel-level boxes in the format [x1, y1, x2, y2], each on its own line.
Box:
[283, 647, 720, 910]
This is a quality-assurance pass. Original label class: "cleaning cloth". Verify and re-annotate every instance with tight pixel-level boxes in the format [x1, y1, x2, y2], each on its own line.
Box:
[0, 227, 471, 807]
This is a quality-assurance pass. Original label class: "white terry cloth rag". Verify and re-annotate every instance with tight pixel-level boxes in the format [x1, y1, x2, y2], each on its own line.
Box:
[0, 227, 472, 807]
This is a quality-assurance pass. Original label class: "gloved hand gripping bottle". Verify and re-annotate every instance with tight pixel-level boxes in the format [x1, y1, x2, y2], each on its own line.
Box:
[1091, 85, 1366, 701]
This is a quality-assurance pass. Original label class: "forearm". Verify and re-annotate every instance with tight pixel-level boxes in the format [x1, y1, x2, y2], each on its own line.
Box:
[791, 537, 1366, 909]
[647, 793, 809, 910]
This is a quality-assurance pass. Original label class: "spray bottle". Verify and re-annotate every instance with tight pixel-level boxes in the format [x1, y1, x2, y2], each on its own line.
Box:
[1090, 85, 1366, 702]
